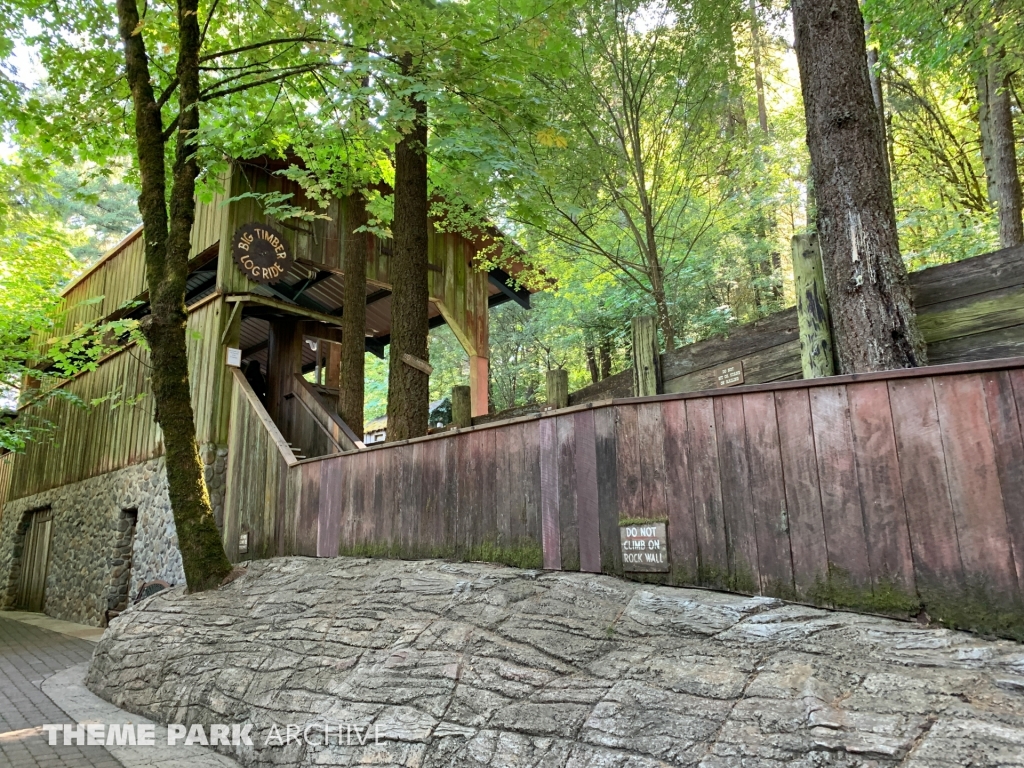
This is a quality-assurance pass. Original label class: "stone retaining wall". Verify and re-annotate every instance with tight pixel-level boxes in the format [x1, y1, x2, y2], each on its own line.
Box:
[0, 444, 228, 626]
[88, 557, 1024, 768]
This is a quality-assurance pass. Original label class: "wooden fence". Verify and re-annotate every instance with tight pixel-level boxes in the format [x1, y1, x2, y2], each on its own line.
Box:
[567, 243, 1024, 406]
[227, 356, 1024, 639]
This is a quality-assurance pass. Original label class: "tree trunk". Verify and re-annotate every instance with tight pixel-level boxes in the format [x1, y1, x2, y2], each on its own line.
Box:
[792, 0, 927, 373]
[585, 346, 599, 384]
[386, 56, 430, 441]
[986, 60, 1024, 247]
[976, 72, 999, 208]
[864, 24, 892, 183]
[116, 0, 232, 591]
[598, 341, 612, 380]
[750, 0, 769, 134]
[339, 193, 369, 435]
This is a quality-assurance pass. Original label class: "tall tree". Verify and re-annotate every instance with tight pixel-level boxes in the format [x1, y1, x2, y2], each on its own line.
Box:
[339, 192, 370, 436]
[386, 55, 431, 441]
[792, 0, 927, 372]
[982, 35, 1023, 247]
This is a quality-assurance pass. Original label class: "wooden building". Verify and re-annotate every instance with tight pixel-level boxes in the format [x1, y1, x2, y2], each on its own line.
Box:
[0, 158, 530, 625]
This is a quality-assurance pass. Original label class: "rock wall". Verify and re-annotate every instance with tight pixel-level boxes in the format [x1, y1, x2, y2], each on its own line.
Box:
[0, 444, 228, 626]
[88, 557, 1024, 768]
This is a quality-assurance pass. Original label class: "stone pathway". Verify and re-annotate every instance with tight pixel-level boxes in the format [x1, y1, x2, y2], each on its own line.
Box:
[0, 614, 122, 768]
[88, 557, 1024, 767]
[0, 613, 240, 768]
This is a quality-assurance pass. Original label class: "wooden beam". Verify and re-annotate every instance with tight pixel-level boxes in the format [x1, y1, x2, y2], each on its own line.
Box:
[546, 369, 569, 409]
[226, 293, 345, 327]
[631, 316, 662, 396]
[452, 385, 472, 428]
[792, 233, 835, 378]
[470, 354, 489, 417]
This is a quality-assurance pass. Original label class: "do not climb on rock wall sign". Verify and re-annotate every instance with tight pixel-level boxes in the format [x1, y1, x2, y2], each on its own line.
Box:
[620, 522, 670, 572]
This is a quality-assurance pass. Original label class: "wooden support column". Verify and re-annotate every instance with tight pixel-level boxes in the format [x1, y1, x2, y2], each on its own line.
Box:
[469, 354, 489, 417]
[451, 385, 472, 428]
[266, 318, 303, 425]
[631, 316, 662, 397]
[546, 369, 569, 409]
[325, 340, 340, 389]
[792, 233, 835, 378]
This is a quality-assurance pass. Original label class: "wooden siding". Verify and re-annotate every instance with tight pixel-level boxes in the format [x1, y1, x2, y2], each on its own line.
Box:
[7, 296, 227, 501]
[570, 244, 1024, 404]
[221, 369, 297, 558]
[230, 356, 1024, 639]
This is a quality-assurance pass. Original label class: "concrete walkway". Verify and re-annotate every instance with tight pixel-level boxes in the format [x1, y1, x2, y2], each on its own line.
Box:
[0, 612, 240, 768]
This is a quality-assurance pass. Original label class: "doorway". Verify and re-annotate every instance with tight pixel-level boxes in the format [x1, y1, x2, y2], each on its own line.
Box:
[16, 507, 53, 612]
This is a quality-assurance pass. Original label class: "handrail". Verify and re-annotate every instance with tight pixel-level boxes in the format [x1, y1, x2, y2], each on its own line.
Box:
[292, 375, 366, 451]
[230, 368, 298, 466]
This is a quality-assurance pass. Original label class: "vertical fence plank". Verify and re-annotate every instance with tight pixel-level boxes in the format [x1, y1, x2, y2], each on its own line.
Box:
[997, 370, 1024, 601]
[847, 381, 917, 596]
[557, 414, 580, 570]
[540, 417, 561, 570]
[933, 374, 1020, 602]
[594, 408, 621, 575]
[810, 385, 872, 592]
[686, 398, 727, 587]
[888, 378, 965, 597]
[742, 392, 795, 597]
[637, 403, 669, 520]
[317, 456, 343, 557]
[715, 396, 760, 592]
[661, 400, 698, 582]
[615, 405, 644, 519]
[574, 410, 601, 574]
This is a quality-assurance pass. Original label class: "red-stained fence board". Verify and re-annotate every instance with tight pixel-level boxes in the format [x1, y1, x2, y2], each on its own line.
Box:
[317, 456, 343, 557]
[983, 371, 1024, 603]
[574, 410, 602, 574]
[557, 414, 580, 570]
[637, 403, 669, 520]
[715, 395, 760, 591]
[888, 378, 965, 593]
[933, 374, 1019, 601]
[615, 405, 644, 519]
[661, 400, 699, 580]
[742, 392, 794, 596]
[774, 389, 829, 597]
[810, 385, 872, 590]
[686, 398, 727, 587]
[847, 381, 916, 595]
[540, 417, 561, 570]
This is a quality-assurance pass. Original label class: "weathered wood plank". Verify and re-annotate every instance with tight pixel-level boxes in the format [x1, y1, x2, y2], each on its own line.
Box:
[774, 389, 829, 598]
[661, 400, 698, 582]
[686, 397, 727, 587]
[742, 392, 795, 597]
[810, 385, 872, 592]
[983, 370, 1024, 603]
[556, 414, 579, 571]
[910, 244, 1024, 307]
[887, 378, 965, 598]
[571, 411, 600, 574]
[594, 407, 621, 574]
[917, 284, 1024, 344]
[539, 417, 561, 570]
[317, 456, 343, 557]
[615, 405, 643, 519]
[664, 339, 802, 395]
[847, 381, 917, 596]
[933, 374, 1020, 603]
[715, 395, 760, 592]
[637, 403, 669, 521]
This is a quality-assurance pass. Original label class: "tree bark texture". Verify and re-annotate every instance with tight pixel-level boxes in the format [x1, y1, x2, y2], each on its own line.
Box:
[792, 0, 927, 373]
[976, 72, 999, 208]
[386, 57, 430, 441]
[986, 59, 1024, 248]
[339, 193, 369, 436]
[116, 0, 232, 591]
[864, 24, 892, 184]
[750, 0, 769, 134]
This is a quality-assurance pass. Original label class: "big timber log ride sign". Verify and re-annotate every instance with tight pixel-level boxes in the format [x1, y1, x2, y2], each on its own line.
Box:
[232, 223, 293, 284]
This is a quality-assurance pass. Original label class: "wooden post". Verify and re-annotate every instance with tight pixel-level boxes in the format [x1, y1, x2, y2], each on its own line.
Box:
[451, 385, 472, 428]
[546, 369, 569, 409]
[469, 354, 489, 417]
[631, 316, 662, 397]
[792, 233, 836, 378]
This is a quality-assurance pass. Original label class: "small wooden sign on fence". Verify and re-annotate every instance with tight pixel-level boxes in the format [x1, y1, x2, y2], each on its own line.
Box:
[714, 361, 744, 388]
[620, 522, 670, 572]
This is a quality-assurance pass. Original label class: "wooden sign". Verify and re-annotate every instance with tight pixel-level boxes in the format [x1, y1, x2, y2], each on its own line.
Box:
[620, 521, 670, 572]
[232, 223, 293, 284]
[714, 361, 744, 388]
